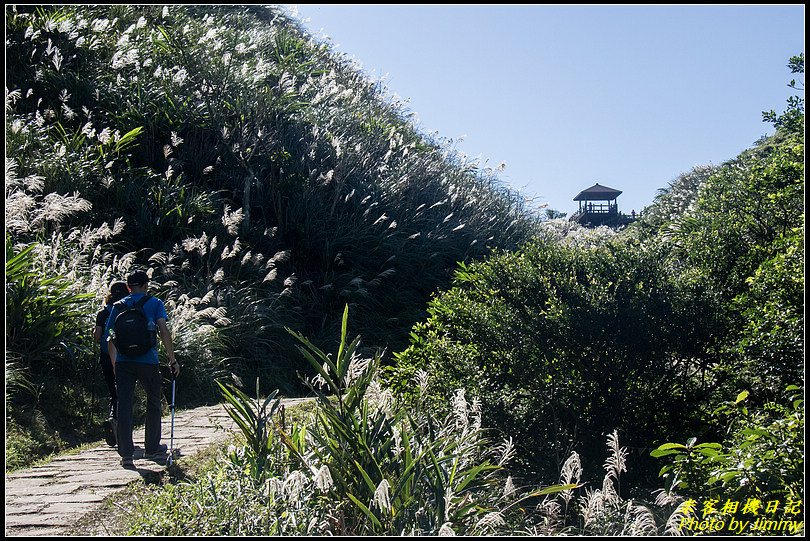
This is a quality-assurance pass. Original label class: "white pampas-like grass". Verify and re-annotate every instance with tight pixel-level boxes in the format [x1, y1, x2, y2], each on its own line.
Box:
[559, 451, 582, 503]
[313, 465, 333, 492]
[372, 479, 391, 513]
[604, 430, 628, 481]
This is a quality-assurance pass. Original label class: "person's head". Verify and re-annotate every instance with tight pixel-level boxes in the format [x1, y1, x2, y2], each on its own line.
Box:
[104, 281, 129, 304]
[126, 270, 150, 292]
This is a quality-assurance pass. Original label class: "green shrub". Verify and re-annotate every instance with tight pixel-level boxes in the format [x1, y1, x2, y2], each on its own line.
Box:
[5, 240, 94, 377]
[389, 233, 718, 485]
[639, 58, 805, 404]
[653, 386, 804, 512]
[5, 415, 70, 472]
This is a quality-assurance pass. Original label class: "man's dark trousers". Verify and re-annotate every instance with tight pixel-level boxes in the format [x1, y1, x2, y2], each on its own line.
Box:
[115, 362, 163, 458]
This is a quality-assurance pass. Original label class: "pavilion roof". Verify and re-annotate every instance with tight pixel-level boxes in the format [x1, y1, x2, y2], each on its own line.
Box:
[573, 183, 623, 201]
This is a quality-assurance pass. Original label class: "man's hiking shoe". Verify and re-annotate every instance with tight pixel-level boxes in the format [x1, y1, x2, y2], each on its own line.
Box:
[144, 444, 168, 460]
[103, 418, 117, 447]
[121, 456, 135, 469]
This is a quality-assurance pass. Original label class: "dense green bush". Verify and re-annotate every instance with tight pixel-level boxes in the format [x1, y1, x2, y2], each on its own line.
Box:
[652, 385, 804, 530]
[648, 60, 804, 406]
[5, 241, 93, 378]
[655, 386, 804, 501]
[5, 237, 101, 457]
[388, 231, 720, 485]
[389, 57, 804, 491]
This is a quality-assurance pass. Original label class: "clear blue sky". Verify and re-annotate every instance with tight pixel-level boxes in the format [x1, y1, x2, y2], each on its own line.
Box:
[285, 5, 804, 216]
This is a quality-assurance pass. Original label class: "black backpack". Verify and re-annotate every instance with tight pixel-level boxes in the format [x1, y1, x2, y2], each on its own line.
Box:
[112, 296, 156, 356]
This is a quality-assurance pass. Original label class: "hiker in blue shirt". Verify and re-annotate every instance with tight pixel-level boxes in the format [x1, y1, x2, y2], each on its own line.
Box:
[105, 270, 180, 469]
[93, 280, 129, 447]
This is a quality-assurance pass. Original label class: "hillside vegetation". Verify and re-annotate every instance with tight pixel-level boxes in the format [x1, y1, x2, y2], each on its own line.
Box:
[6, 4, 540, 462]
[389, 67, 804, 486]
[387, 52, 804, 522]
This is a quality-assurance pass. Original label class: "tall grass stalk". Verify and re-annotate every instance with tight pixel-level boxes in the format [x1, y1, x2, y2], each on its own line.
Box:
[128, 307, 545, 535]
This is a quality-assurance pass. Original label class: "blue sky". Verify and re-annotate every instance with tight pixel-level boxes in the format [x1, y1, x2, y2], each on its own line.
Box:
[286, 5, 804, 216]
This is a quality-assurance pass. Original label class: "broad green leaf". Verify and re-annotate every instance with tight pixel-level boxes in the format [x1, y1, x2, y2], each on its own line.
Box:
[527, 483, 580, 496]
[347, 493, 382, 530]
[115, 126, 143, 152]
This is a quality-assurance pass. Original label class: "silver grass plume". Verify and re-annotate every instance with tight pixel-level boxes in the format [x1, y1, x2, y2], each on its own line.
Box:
[580, 487, 606, 528]
[222, 205, 244, 235]
[503, 476, 516, 498]
[345, 353, 370, 387]
[414, 368, 430, 398]
[469, 396, 482, 432]
[621, 501, 658, 536]
[559, 451, 582, 503]
[366, 380, 394, 418]
[451, 389, 469, 432]
[494, 437, 515, 467]
[474, 511, 505, 533]
[443, 487, 454, 522]
[604, 430, 627, 482]
[313, 465, 333, 492]
[372, 479, 391, 513]
[663, 499, 693, 536]
[29, 192, 92, 231]
[533, 498, 563, 535]
[653, 487, 683, 508]
[283, 470, 309, 502]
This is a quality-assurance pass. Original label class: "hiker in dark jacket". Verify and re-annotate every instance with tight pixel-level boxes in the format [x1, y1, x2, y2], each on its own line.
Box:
[93, 280, 130, 446]
[105, 270, 180, 469]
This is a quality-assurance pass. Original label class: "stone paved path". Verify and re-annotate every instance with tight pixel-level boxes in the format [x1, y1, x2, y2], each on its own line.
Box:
[5, 398, 312, 537]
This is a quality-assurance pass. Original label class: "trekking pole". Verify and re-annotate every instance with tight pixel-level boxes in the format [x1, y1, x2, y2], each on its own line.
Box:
[91, 346, 98, 418]
[168, 375, 176, 466]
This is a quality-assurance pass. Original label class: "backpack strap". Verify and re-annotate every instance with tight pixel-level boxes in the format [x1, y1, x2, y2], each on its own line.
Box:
[133, 295, 151, 311]
[114, 295, 151, 311]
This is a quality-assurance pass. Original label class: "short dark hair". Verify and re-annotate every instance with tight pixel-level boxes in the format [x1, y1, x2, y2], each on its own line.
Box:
[126, 270, 149, 286]
[110, 281, 129, 300]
